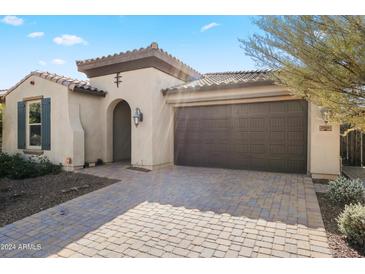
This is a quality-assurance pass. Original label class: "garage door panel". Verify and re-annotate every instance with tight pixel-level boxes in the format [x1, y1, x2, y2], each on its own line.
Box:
[288, 116, 305, 130]
[203, 134, 227, 144]
[247, 103, 270, 114]
[269, 159, 288, 172]
[287, 144, 306, 155]
[249, 118, 266, 131]
[250, 144, 266, 154]
[249, 132, 266, 142]
[225, 157, 250, 169]
[251, 157, 269, 170]
[269, 144, 286, 154]
[287, 160, 306, 173]
[287, 131, 305, 143]
[174, 100, 307, 173]
[269, 131, 286, 143]
[229, 144, 250, 153]
[231, 132, 250, 142]
[200, 105, 226, 118]
[270, 102, 288, 113]
[270, 117, 286, 131]
[232, 103, 249, 115]
[238, 118, 250, 130]
[288, 101, 306, 112]
[200, 119, 226, 129]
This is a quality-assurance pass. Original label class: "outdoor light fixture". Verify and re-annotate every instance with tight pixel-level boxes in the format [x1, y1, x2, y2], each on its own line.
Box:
[320, 107, 331, 124]
[133, 108, 143, 126]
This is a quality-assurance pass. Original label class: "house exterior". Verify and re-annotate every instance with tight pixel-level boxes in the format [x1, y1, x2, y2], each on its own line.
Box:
[0, 43, 340, 179]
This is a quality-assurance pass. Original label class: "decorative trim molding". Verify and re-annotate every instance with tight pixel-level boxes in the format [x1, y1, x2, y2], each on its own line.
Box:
[23, 95, 44, 102]
[23, 149, 44, 155]
[169, 96, 299, 108]
[162, 80, 275, 95]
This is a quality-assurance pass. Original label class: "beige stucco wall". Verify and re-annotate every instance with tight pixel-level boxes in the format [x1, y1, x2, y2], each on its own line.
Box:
[151, 70, 185, 167]
[2, 76, 76, 167]
[88, 68, 183, 169]
[165, 86, 341, 178]
[67, 91, 103, 164]
[308, 102, 341, 179]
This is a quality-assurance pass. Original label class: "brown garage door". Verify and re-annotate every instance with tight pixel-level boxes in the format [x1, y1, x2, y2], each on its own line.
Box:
[174, 100, 308, 173]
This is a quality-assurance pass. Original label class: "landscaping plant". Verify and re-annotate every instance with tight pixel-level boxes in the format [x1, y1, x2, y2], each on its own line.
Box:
[337, 203, 365, 249]
[95, 158, 104, 166]
[242, 16, 365, 132]
[327, 176, 364, 205]
[0, 153, 62, 179]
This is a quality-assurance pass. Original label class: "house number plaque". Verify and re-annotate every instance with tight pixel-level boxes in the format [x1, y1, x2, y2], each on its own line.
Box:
[319, 125, 332, 131]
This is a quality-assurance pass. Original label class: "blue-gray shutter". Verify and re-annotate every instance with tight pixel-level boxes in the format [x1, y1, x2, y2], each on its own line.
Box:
[17, 101, 26, 149]
[41, 98, 51, 150]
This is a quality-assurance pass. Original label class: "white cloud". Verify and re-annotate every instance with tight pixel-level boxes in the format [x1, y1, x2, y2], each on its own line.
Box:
[28, 32, 44, 38]
[38, 60, 47, 66]
[201, 22, 220, 32]
[52, 59, 66, 65]
[53, 34, 87, 46]
[1, 15, 24, 26]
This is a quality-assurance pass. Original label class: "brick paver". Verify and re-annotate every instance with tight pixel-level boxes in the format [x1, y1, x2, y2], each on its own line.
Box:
[0, 164, 331, 258]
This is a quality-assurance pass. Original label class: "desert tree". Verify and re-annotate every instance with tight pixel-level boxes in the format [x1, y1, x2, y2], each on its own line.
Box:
[241, 16, 365, 133]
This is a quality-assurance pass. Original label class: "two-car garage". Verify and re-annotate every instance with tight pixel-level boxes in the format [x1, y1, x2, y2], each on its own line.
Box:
[174, 100, 308, 174]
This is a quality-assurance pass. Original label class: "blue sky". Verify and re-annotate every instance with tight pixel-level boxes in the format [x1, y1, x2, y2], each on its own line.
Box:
[0, 16, 262, 89]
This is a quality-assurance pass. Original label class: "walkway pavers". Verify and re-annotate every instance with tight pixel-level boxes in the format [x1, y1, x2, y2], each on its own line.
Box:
[0, 164, 331, 258]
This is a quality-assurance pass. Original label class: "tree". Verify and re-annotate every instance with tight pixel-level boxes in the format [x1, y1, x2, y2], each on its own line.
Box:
[0, 103, 3, 125]
[241, 16, 365, 132]
[0, 103, 3, 144]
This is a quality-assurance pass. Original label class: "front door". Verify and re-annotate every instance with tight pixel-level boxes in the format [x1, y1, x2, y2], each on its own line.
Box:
[113, 101, 131, 162]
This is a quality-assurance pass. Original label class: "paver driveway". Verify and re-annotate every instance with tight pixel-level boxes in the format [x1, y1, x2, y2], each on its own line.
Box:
[0, 164, 331, 258]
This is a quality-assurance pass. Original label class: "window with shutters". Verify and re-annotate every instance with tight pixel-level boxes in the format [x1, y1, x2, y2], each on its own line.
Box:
[26, 100, 42, 149]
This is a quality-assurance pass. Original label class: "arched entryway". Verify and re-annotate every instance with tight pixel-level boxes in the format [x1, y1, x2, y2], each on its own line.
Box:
[113, 100, 131, 162]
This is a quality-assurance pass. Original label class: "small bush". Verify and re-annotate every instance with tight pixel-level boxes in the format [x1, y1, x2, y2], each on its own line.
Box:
[337, 203, 365, 248]
[95, 158, 104, 166]
[327, 176, 364, 205]
[0, 153, 62, 179]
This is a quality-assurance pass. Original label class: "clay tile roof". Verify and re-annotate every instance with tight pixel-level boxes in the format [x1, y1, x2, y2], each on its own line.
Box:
[5, 71, 106, 97]
[76, 42, 201, 80]
[162, 69, 275, 94]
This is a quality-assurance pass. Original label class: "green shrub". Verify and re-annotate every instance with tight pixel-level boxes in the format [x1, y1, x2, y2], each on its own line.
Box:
[0, 153, 62, 179]
[337, 203, 365, 248]
[95, 158, 104, 166]
[327, 176, 364, 205]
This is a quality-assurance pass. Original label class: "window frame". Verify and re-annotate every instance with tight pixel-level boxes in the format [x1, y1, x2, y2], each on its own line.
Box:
[26, 100, 42, 149]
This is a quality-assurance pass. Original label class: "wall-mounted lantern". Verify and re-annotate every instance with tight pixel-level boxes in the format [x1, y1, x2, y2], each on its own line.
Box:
[320, 107, 331, 124]
[133, 108, 143, 126]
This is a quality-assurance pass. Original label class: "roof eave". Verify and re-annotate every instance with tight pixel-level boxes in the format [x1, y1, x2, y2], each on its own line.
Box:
[4, 71, 106, 98]
[77, 44, 202, 81]
[72, 86, 106, 97]
[162, 79, 275, 95]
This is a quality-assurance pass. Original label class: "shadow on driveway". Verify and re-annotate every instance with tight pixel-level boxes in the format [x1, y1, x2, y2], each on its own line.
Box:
[0, 164, 330, 258]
